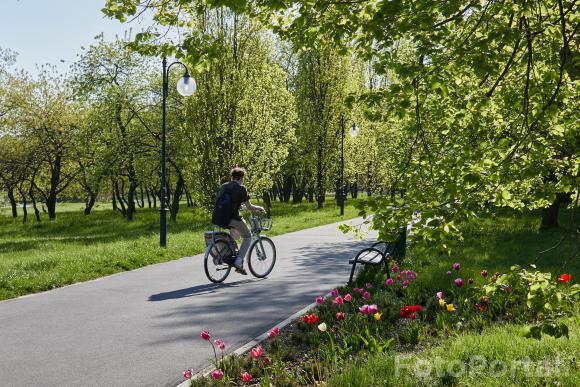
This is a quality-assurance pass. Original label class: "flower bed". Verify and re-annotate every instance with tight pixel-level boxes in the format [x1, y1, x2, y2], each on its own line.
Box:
[184, 262, 578, 386]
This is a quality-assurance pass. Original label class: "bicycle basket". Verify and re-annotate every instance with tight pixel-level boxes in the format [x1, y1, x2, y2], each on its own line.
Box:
[251, 216, 272, 231]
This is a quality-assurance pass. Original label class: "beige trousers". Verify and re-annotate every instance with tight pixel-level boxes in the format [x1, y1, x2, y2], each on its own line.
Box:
[229, 218, 251, 261]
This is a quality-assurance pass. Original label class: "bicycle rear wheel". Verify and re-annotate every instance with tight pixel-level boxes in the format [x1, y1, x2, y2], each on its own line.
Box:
[204, 240, 232, 283]
[248, 237, 276, 278]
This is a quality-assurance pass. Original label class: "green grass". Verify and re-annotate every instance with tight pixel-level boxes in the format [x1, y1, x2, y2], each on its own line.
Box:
[328, 318, 580, 386]
[0, 196, 365, 300]
[330, 207, 579, 386]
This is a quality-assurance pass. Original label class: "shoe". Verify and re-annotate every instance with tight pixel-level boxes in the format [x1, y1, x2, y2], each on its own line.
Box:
[233, 260, 247, 275]
[222, 255, 236, 265]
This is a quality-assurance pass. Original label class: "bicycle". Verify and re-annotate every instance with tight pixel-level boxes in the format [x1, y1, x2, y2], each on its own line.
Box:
[203, 214, 276, 283]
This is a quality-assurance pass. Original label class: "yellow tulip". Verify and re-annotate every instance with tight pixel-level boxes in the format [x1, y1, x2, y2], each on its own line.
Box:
[373, 312, 382, 321]
[446, 304, 456, 312]
[439, 299, 446, 307]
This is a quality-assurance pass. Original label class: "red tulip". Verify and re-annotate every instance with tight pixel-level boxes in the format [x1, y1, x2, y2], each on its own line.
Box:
[263, 356, 271, 365]
[241, 372, 253, 382]
[481, 270, 488, 277]
[250, 345, 263, 359]
[200, 330, 210, 340]
[337, 312, 345, 321]
[558, 274, 571, 283]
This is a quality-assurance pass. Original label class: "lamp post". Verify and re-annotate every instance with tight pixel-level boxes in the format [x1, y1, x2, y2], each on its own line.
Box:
[160, 57, 196, 247]
[340, 113, 359, 215]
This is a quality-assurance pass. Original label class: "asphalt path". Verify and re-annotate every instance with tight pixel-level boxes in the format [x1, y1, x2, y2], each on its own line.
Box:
[0, 219, 375, 387]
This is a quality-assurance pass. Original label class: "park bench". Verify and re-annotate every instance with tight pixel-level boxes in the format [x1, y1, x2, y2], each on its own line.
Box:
[348, 227, 407, 285]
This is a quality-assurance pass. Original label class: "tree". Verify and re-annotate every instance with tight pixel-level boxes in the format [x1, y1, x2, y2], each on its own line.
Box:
[2, 68, 80, 220]
[294, 49, 351, 208]
[175, 9, 296, 206]
[71, 37, 157, 221]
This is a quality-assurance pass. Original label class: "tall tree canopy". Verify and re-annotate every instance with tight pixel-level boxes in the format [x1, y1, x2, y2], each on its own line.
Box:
[103, 0, 579, 244]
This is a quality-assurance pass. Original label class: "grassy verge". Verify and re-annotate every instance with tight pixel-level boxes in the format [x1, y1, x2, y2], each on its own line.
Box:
[0, 196, 365, 300]
[328, 317, 580, 386]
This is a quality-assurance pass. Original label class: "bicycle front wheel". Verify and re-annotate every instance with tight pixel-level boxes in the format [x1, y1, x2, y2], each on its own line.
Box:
[248, 237, 276, 278]
[204, 240, 232, 283]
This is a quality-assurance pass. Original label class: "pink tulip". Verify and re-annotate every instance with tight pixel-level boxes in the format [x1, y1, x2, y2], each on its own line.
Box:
[241, 372, 253, 382]
[211, 369, 223, 380]
[213, 339, 222, 346]
[386, 278, 394, 286]
[182, 369, 193, 379]
[408, 273, 417, 280]
[454, 278, 464, 287]
[368, 304, 378, 314]
[391, 265, 399, 273]
[396, 275, 402, 281]
[363, 291, 371, 300]
[446, 271, 452, 277]
[359, 305, 369, 314]
[251, 345, 263, 359]
[365, 282, 373, 289]
[330, 289, 340, 297]
[268, 326, 280, 339]
[335, 296, 344, 304]
[453, 263, 461, 271]
[200, 330, 210, 340]
[436, 291, 443, 300]
[316, 296, 324, 305]
[344, 294, 352, 302]
[402, 280, 409, 286]
[219, 342, 225, 350]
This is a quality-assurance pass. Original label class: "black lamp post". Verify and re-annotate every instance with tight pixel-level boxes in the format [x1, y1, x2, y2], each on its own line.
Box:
[339, 113, 359, 216]
[160, 57, 196, 247]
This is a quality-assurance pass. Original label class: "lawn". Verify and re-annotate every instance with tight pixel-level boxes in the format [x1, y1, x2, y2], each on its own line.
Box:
[0, 196, 365, 300]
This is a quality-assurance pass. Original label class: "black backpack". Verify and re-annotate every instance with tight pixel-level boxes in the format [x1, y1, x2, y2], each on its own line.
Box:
[211, 183, 234, 228]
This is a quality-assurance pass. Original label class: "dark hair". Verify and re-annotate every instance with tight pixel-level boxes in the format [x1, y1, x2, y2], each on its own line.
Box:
[231, 167, 246, 180]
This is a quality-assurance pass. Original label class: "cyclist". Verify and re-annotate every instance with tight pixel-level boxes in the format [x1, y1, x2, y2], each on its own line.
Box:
[214, 167, 264, 275]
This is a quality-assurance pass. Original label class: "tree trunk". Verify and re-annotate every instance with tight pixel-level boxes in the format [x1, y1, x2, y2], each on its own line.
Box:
[21, 193, 27, 224]
[145, 187, 152, 208]
[350, 181, 357, 198]
[84, 192, 97, 215]
[151, 186, 157, 208]
[126, 182, 137, 221]
[29, 187, 41, 222]
[7, 188, 17, 218]
[541, 193, 568, 229]
[47, 153, 62, 220]
[137, 186, 145, 208]
[170, 175, 185, 221]
[262, 191, 272, 216]
[114, 180, 126, 216]
[316, 167, 324, 209]
[282, 175, 293, 203]
[46, 195, 57, 220]
[184, 185, 193, 207]
[308, 186, 314, 203]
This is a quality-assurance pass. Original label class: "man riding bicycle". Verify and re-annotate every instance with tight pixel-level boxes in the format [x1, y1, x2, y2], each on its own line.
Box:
[212, 167, 264, 275]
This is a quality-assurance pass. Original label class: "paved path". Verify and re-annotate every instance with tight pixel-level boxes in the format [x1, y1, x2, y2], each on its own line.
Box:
[0, 220, 374, 387]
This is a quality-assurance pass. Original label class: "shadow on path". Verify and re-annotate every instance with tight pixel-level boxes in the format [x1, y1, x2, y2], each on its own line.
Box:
[148, 279, 263, 301]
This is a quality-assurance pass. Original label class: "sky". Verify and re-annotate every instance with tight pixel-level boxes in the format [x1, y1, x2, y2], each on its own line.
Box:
[0, 0, 150, 75]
